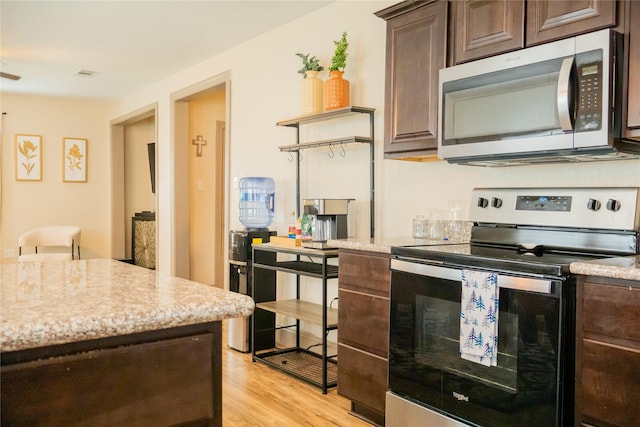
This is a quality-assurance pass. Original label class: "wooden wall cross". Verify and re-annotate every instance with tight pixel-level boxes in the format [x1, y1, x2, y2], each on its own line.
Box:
[192, 135, 207, 157]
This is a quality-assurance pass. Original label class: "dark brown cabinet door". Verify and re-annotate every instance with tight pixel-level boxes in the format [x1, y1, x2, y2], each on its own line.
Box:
[579, 340, 640, 426]
[453, 0, 524, 64]
[526, 0, 616, 46]
[376, 1, 448, 159]
[626, 0, 640, 131]
[576, 277, 640, 427]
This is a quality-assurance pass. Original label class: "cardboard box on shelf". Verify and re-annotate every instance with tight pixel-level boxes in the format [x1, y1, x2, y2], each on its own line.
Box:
[269, 236, 301, 247]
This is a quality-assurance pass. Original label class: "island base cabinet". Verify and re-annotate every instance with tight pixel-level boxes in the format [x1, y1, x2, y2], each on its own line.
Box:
[1, 324, 221, 427]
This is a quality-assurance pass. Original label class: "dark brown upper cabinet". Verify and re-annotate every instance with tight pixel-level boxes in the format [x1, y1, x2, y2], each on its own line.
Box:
[376, 0, 448, 160]
[625, 0, 640, 134]
[453, 0, 525, 64]
[526, 0, 617, 46]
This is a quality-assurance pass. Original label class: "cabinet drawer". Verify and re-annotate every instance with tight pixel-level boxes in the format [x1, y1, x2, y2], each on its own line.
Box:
[582, 282, 640, 342]
[339, 251, 390, 297]
[578, 339, 640, 426]
[338, 289, 389, 357]
[338, 343, 388, 414]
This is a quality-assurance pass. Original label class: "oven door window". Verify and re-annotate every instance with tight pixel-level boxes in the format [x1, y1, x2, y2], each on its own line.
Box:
[389, 269, 562, 426]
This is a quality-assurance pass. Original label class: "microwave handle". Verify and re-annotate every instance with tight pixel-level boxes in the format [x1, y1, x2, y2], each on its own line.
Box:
[557, 57, 574, 132]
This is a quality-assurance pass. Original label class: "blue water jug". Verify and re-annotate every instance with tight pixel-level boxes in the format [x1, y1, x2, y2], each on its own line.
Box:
[239, 177, 275, 228]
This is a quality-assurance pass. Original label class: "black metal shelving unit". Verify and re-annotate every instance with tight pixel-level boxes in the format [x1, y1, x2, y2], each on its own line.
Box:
[276, 106, 376, 239]
[250, 107, 375, 394]
[251, 244, 339, 394]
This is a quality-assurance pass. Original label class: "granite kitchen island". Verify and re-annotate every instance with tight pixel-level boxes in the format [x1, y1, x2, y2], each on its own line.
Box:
[1, 259, 254, 427]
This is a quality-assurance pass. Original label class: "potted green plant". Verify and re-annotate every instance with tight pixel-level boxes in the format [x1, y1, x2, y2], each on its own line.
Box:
[296, 52, 324, 114]
[325, 32, 350, 111]
[296, 53, 324, 78]
[329, 32, 349, 72]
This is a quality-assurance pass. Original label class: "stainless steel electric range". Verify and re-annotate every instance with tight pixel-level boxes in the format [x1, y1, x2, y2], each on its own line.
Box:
[387, 187, 640, 427]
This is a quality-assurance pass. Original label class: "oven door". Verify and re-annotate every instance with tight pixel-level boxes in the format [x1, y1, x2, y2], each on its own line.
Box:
[389, 258, 574, 427]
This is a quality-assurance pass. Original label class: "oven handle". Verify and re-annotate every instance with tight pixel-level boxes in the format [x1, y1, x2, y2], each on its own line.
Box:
[391, 259, 552, 294]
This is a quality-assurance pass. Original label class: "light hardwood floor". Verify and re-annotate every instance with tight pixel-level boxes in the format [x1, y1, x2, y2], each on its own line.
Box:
[221, 320, 372, 427]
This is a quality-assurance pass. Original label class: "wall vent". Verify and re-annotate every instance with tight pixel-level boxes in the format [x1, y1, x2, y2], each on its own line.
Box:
[74, 69, 98, 77]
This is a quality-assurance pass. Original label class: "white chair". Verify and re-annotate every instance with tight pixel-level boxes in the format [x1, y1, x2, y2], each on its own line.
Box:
[18, 226, 81, 262]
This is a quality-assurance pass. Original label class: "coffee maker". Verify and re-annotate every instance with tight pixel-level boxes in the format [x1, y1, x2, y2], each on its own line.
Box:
[302, 198, 353, 248]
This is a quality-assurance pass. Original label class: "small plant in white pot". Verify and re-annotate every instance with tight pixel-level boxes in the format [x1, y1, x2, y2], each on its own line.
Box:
[296, 52, 325, 115]
[296, 53, 324, 78]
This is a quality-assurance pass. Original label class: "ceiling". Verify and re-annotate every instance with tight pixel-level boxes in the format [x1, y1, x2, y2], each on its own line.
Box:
[0, 0, 331, 100]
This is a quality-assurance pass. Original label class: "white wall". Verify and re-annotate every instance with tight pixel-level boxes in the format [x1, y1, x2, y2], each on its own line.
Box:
[2, 0, 638, 345]
[110, 0, 640, 273]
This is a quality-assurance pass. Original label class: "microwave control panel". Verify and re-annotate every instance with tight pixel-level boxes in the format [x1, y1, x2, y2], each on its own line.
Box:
[575, 50, 604, 132]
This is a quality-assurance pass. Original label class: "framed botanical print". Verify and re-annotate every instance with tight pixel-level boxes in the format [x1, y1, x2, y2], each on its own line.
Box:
[15, 134, 42, 181]
[63, 137, 88, 182]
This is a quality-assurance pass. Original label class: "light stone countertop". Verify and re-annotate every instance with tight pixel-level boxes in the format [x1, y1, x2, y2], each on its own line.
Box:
[327, 222, 473, 253]
[327, 237, 441, 253]
[569, 255, 640, 281]
[327, 235, 470, 254]
[1, 259, 254, 352]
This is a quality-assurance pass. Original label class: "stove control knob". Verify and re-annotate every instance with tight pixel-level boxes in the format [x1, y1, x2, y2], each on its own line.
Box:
[587, 198, 601, 211]
[477, 197, 489, 208]
[606, 199, 621, 212]
[491, 197, 503, 208]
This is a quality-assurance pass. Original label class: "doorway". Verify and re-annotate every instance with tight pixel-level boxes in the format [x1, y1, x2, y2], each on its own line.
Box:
[172, 75, 230, 288]
[110, 105, 158, 263]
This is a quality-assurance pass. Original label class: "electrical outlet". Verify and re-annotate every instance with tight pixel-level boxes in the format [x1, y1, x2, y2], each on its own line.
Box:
[4, 249, 15, 258]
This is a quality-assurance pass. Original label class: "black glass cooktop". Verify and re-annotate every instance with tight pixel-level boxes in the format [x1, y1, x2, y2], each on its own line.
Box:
[391, 243, 608, 277]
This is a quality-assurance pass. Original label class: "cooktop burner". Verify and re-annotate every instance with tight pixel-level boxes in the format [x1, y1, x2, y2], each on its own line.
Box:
[391, 243, 607, 277]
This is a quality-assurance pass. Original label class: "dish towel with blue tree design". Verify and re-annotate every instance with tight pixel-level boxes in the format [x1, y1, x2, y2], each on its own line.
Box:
[460, 270, 499, 367]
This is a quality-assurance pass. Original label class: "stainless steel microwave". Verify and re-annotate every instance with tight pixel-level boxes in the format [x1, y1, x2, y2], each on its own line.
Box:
[438, 29, 640, 166]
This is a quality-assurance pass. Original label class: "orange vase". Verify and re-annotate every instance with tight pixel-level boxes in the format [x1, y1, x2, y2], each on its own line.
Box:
[324, 70, 350, 111]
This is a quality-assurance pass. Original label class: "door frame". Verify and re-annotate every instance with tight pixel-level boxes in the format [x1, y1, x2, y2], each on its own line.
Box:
[110, 104, 158, 262]
[170, 72, 231, 282]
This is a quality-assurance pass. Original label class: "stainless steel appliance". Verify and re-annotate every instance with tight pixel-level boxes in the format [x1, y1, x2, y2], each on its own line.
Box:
[438, 30, 640, 166]
[387, 187, 640, 427]
[302, 198, 352, 248]
[228, 229, 276, 352]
